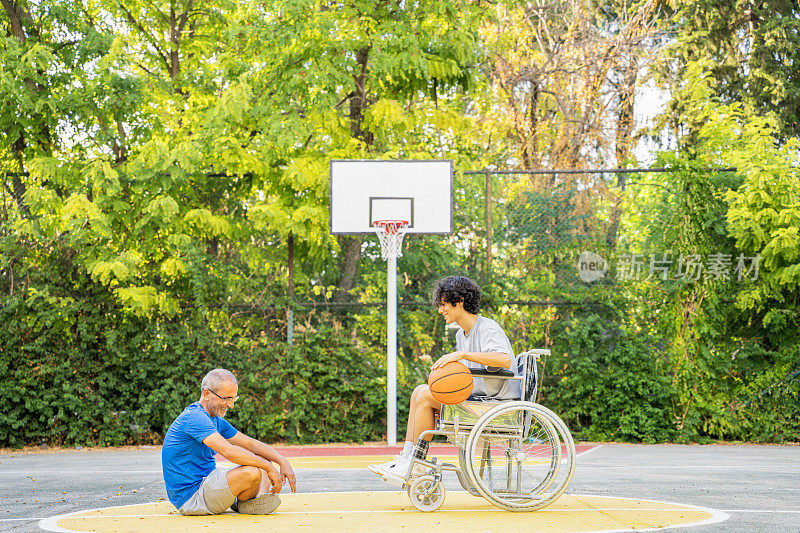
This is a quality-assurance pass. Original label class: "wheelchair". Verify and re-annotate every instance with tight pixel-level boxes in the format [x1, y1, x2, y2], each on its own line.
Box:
[401, 349, 575, 512]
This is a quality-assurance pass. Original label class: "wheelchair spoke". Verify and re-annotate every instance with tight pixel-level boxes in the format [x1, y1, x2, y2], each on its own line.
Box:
[463, 402, 576, 511]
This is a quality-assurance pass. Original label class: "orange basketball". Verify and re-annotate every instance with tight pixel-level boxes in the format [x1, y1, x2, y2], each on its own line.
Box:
[428, 361, 473, 404]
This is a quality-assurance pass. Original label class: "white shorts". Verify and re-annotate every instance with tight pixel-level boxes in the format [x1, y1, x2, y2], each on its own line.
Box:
[179, 467, 235, 515]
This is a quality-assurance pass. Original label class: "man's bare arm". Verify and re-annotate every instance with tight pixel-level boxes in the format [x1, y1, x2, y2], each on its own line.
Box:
[228, 432, 297, 492]
[431, 351, 513, 370]
[202, 433, 285, 494]
[201, 432, 277, 474]
[228, 433, 285, 464]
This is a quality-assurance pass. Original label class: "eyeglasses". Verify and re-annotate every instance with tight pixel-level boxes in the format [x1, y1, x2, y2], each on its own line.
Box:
[207, 389, 239, 403]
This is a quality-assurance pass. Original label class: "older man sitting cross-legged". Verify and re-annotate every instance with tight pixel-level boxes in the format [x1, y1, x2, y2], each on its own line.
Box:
[162, 368, 296, 515]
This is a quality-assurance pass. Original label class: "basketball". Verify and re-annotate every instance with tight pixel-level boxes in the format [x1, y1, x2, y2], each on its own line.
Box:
[428, 361, 473, 404]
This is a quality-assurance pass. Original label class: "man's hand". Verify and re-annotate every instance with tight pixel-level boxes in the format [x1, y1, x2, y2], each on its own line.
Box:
[279, 461, 297, 492]
[431, 351, 464, 371]
[226, 432, 298, 492]
[265, 466, 284, 494]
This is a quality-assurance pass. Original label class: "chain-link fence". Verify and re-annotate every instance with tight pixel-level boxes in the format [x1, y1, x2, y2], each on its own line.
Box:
[279, 166, 800, 442]
[287, 166, 743, 330]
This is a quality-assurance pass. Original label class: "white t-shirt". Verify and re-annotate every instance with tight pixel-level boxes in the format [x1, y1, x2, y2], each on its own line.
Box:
[455, 316, 520, 399]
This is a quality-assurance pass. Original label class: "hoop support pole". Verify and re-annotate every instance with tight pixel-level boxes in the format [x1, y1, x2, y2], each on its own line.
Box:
[386, 253, 398, 446]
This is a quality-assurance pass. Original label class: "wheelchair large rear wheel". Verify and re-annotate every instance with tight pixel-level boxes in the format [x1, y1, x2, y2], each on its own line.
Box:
[463, 401, 575, 511]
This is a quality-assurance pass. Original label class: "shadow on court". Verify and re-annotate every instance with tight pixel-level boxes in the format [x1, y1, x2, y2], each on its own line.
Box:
[1, 443, 798, 532]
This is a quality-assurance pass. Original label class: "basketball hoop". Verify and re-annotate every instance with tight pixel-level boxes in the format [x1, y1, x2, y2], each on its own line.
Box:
[373, 220, 409, 260]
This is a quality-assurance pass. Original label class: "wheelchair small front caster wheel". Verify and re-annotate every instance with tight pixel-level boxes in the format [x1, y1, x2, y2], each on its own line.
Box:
[407, 475, 445, 512]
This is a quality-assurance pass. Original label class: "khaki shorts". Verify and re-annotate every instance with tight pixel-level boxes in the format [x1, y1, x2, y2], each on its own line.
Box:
[179, 467, 235, 515]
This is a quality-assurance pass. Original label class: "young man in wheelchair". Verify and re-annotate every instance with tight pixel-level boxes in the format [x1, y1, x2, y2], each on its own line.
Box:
[368, 275, 520, 485]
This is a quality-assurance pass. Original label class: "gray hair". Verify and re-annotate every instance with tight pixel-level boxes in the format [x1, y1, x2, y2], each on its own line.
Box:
[201, 368, 238, 394]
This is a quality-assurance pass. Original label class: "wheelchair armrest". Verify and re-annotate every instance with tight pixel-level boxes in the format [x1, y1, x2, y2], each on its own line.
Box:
[470, 368, 515, 378]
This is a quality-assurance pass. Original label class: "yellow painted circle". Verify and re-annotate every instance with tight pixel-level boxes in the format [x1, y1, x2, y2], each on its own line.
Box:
[219, 456, 411, 470]
[44, 492, 727, 533]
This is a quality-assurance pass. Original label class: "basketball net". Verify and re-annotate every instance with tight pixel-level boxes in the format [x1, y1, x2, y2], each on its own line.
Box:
[372, 220, 409, 260]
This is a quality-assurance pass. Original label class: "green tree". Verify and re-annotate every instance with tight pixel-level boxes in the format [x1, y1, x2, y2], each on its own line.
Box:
[232, 0, 489, 303]
[623, 65, 800, 440]
[657, 0, 800, 139]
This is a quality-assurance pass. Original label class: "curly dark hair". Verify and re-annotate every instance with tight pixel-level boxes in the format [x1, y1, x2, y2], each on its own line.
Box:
[431, 276, 481, 314]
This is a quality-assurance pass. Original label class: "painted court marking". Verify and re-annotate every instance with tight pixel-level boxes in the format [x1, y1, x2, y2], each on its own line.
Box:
[39, 492, 729, 533]
[217, 444, 599, 470]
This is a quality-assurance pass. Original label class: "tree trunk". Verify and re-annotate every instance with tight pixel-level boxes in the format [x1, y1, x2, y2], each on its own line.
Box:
[607, 60, 637, 250]
[528, 83, 540, 169]
[9, 137, 29, 215]
[3, 0, 42, 215]
[615, 61, 637, 167]
[334, 235, 363, 302]
[348, 47, 371, 144]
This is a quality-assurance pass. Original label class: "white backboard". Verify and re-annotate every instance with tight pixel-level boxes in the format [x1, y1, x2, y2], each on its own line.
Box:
[330, 160, 453, 234]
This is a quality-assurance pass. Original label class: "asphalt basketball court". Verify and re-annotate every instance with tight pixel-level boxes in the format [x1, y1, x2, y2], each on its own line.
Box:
[1, 442, 798, 532]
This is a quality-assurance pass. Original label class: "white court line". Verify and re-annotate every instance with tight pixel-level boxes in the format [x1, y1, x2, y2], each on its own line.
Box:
[577, 465, 800, 470]
[0, 470, 162, 474]
[2, 444, 606, 476]
[0, 444, 627, 477]
[20, 506, 797, 522]
[264, 463, 800, 472]
[38, 492, 730, 533]
[23, 508, 800, 521]
[31, 509, 714, 519]
[575, 444, 604, 457]
[4, 464, 799, 476]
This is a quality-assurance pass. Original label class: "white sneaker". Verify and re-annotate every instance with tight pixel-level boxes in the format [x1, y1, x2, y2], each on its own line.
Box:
[232, 493, 281, 514]
[368, 455, 409, 477]
[368, 456, 427, 487]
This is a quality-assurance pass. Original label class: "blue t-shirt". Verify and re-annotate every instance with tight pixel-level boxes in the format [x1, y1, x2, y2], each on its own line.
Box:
[162, 402, 238, 508]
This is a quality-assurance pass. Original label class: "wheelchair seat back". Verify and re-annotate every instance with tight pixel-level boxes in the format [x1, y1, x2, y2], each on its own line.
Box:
[518, 349, 545, 403]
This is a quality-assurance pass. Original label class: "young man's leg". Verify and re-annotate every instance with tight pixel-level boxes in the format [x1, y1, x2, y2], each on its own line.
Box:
[368, 384, 439, 482]
[406, 384, 439, 443]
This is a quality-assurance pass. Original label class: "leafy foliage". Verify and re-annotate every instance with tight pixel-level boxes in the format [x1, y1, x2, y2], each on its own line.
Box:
[0, 294, 399, 446]
[1, 2, 798, 448]
[658, 0, 800, 139]
[545, 309, 677, 443]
